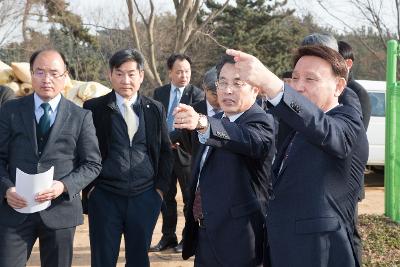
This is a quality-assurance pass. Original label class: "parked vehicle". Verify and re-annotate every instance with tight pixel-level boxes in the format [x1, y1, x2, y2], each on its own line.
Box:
[356, 80, 386, 166]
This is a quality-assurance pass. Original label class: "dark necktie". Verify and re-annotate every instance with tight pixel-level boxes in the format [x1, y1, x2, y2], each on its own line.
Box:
[212, 108, 221, 116]
[167, 88, 181, 132]
[38, 103, 51, 135]
[192, 146, 211, 221]
[221, 116, 230, 123]
[279, 132, 297, 174]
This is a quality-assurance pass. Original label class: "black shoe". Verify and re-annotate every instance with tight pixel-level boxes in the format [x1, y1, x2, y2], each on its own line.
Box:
[173, 240, 183, 253]
[149, 237, 178, 252]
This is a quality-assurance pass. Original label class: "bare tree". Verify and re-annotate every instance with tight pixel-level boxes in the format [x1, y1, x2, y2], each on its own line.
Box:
[173, 0, 230, 53]
[0, 0, 24, 46]
[317, 0, 399, 69]
[126, 0, 229, 87]
[126, 0, 161, 87]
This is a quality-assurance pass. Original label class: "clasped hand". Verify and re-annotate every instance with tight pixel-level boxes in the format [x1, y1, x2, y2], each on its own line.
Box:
[5, 180, 65, 208]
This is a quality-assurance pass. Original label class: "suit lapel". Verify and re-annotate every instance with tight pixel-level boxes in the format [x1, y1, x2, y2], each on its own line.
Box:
[196, 144, 213, 178]
[180, 85, 191, 105]
[159, 85, 171, 110]
[40, 96, 70, 159]
[141, 96, 156, 142]
[21, 95, 39, 156]
[273, 130, 297, 186]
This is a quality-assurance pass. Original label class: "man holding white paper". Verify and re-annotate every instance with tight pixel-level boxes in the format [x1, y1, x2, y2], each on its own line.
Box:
[0, 49, 102, 267]
[15, 167, 54, 214]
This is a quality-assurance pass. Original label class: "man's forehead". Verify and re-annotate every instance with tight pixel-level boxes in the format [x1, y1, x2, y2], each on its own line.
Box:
[294, 56, 332, 74]
[220, 64, 241, 79]
[33, 51, 65, 67]
[114, 61, 139, 71]
[172, 59, 190, 69]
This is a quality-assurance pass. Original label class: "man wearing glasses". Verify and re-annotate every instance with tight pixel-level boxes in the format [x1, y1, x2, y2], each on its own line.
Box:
[174, 55, 275, 266]
[0, 49, 102, 267]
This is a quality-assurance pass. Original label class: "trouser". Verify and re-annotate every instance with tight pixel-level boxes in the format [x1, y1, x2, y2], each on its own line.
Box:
[88, 187, 162, 267]
[161, 150, 192, 240]
[0, 213, 75, 267]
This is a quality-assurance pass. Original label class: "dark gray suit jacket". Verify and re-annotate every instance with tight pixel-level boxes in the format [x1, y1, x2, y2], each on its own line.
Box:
[0, 85, 15, 108]
[0, 94, 102, 229]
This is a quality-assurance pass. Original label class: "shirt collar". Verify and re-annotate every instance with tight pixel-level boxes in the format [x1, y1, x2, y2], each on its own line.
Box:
[223, 112, 244, 122]
[171, 84, 185, 95]
[115, 91, 138, 107]
[34, 93, 61, 112]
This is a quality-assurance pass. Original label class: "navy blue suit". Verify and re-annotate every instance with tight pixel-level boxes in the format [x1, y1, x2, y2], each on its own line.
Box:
[266, 86, 368, 267]
[182, 103, 275, 266]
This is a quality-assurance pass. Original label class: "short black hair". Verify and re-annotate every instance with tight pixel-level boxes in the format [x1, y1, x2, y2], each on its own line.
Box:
[29, 49, 68, 71]
[166, 53, 192, 70]
[215, 54, 236, 79]
[293, 45, 348, 80]
[109, 48, 145, 71]
[338, 41, 355, 61]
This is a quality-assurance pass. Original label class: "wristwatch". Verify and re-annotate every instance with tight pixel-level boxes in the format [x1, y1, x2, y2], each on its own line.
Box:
[196, 114, 208, 130]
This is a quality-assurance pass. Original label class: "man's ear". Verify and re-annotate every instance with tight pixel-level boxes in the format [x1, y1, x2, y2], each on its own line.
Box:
[345, 59, 353, 70]
[108, 70, 112, 81]
[334, 77, 347, 97]
[252, 86, 260, 95]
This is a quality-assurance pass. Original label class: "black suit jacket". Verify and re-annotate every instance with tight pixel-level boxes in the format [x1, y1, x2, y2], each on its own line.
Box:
[83, 91, 173, 197]
[0, 94, 102, 229]
[182, 103, 275, 265]
[153, 83, 204, 166]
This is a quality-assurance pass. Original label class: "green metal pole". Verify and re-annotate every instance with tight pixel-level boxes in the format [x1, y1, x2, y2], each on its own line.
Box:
[385, 40, 400, 222]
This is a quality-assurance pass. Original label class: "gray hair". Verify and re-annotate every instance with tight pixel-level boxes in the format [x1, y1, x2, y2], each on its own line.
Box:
[202, 66, 218, 92]
[301, 33, 338, 51]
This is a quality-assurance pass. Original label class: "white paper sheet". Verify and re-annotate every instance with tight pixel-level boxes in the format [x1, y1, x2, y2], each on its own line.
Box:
[14, 167, 54, 214]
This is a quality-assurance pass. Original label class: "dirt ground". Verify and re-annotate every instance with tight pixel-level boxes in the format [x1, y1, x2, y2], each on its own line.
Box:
[27, 173, 385, 267]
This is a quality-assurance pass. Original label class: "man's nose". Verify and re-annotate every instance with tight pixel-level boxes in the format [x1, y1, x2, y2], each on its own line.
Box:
[121, 75, 130, 83]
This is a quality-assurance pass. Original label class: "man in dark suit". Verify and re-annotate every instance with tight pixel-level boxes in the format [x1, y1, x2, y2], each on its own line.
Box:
[83, 49, 173, 267]
[338, 39, 371, 266]
[0, 49, 102, 267]
[150, 53, 204, 252]
[174, 55, 275, 266]
[228, 46, 368, 267]
[0, 85, 15, 107]
[338, 40, 371, 130]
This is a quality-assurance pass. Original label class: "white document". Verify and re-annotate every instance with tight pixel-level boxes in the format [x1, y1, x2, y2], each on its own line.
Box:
[14, 167, 54, 214]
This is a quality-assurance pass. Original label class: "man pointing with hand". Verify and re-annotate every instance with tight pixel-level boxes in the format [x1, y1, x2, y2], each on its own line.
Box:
[226, 47, 367, 267]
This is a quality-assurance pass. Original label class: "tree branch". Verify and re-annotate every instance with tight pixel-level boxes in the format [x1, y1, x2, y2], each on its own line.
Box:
[317, 0, 386, 69]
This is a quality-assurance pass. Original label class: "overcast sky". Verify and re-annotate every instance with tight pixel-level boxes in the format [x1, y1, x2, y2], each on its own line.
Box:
[0, 0, 397, 45]
[67, 0, 397, 34]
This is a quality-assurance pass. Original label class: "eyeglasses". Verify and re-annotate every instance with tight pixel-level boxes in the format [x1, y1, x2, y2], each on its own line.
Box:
[215, 80, 247, 92]
[32, 70, 67, 80]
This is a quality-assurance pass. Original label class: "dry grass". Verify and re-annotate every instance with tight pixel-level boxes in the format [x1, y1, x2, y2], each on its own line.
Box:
[359, 214, 400, 266]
